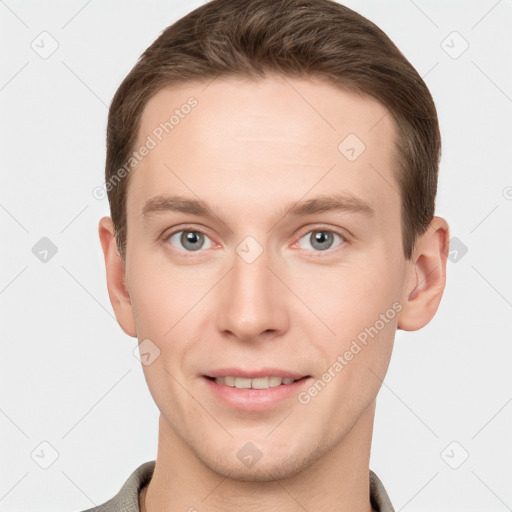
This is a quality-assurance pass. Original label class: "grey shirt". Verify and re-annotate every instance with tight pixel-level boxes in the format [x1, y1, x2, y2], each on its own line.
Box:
[79, 461, 394, 512]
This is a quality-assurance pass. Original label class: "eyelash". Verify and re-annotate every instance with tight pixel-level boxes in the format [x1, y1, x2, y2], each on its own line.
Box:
[162, 224, 350, 256]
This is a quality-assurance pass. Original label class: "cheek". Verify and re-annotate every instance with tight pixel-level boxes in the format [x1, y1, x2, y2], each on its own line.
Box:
[129, 276, 169, 337]
[298, 256, 400, 402]
[127, 252, 206, 336]
[128, 262, 204, 419]
[127, 257, 216, 382]
[301, 259, 400, 339]
[298, 299, 397, 428]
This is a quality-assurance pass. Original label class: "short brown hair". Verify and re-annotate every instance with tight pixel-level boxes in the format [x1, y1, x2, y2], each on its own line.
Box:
[105, 0, 440, 261]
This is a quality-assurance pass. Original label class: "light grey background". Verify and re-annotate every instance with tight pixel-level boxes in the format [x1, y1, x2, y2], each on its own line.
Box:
[1, 1, 511, 511]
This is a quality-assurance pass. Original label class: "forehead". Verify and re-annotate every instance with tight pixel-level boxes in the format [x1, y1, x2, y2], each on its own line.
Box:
[128, 75, 399, 222]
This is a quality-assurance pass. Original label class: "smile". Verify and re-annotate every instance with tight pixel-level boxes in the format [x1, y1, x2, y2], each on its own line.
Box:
[203, 372, 312, 411]
[212, 376, 301, 389]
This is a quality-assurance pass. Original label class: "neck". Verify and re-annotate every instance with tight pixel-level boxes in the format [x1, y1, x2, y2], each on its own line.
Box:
[143, 401, 377, 512]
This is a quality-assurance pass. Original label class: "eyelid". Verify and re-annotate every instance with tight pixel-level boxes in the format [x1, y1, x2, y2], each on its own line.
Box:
[294, 224, 352, 242]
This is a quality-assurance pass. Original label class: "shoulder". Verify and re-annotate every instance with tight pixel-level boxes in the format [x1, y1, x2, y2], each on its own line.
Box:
[77, 461, 155, 512]
[369, 469, 395, 512]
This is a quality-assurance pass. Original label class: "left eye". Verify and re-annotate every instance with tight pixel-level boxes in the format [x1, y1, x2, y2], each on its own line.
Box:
[167, 230, 214, 252]
[297, 230, 344, 252]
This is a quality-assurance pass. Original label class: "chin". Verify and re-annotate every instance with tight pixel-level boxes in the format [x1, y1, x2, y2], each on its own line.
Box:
[204, 458, 303, 482]
[196, 439, 326, 482]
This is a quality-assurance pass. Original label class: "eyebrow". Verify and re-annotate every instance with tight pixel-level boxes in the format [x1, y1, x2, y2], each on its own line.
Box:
[141, 193, 375, 221]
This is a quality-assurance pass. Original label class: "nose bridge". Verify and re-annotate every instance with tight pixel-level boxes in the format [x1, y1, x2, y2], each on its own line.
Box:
[216, 237, 287, 340]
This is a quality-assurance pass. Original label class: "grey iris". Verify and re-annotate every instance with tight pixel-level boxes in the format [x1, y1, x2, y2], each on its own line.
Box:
[310, 231, 334, 251]
[181, 231, 204, 251]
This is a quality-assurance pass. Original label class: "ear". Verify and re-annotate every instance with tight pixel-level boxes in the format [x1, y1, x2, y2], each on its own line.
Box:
[397, 216, 450, 331]
[98, 216, 137, 337]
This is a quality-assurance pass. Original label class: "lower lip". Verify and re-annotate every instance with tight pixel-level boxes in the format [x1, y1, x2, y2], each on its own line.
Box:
[203, 376, 312, 411]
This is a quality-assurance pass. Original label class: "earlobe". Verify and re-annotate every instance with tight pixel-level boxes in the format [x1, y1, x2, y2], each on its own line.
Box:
[98, 216, 137, 337]
[397, 216, 450, 331]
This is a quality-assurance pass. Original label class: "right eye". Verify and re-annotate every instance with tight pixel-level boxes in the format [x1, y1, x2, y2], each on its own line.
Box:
[166, 230, 214, 252]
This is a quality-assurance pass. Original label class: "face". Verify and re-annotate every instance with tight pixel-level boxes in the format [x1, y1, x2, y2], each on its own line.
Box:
[123, 75, 410, 480]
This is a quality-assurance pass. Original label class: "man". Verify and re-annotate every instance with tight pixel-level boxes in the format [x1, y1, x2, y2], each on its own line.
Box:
[92, 0, 449, 510]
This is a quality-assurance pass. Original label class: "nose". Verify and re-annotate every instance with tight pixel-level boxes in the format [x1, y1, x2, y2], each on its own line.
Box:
[215, 242, 290, 343]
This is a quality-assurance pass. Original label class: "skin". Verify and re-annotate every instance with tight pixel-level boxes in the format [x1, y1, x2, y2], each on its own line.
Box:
[99, 75, 449, 512]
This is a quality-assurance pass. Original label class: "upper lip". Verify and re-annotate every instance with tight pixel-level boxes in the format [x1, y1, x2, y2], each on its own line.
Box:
[205, 368, 308, 379]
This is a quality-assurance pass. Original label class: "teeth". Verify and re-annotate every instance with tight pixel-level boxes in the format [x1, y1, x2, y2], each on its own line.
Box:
[234, 377, 252, 389]
[213, 376, 299, 389]
[224, 376, 236, 386]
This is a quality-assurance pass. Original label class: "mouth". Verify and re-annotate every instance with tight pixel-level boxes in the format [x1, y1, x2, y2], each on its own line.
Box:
[202, 370, 312, 411]
[205, 375, 309, 389]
